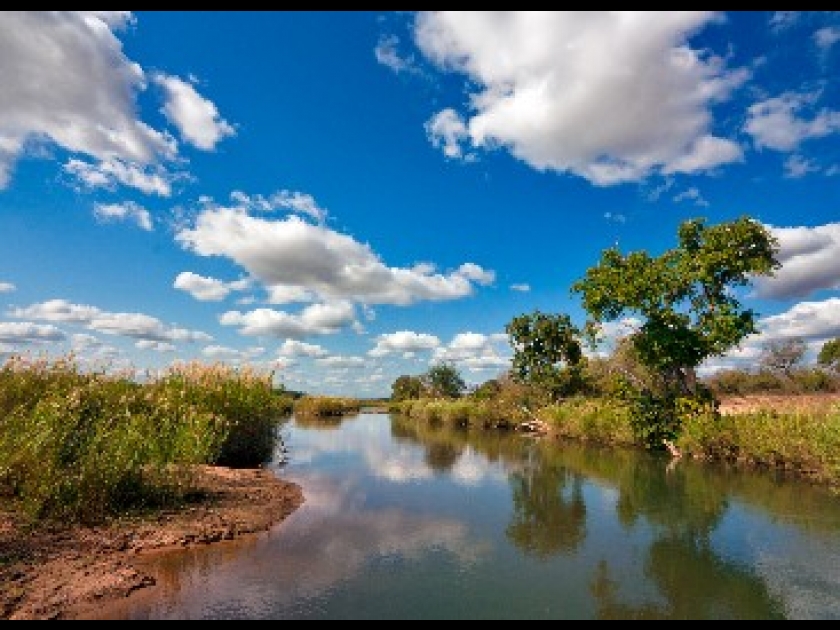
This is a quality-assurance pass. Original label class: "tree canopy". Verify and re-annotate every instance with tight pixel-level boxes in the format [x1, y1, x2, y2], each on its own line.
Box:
[572, 217, 780, 396]
[391, 375, 424, 402]
[506, 311, 585, 402]
[421, 362, 467, 400]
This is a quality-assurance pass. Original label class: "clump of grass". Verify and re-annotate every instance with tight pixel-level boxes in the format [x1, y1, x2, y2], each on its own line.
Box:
[295, 396, 361, 418]
[679, 405, 840, 486]
[0, 356, 292, 524]
[156, 362, 292, 468]
[541, 398, 636, 446]
[391, 399, 518, 429]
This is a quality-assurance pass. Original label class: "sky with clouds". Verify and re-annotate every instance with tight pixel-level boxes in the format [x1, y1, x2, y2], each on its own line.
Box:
[1, 11, 840, 395]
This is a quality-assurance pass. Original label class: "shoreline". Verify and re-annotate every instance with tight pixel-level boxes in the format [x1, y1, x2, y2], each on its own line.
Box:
[0, 466, 304, 621]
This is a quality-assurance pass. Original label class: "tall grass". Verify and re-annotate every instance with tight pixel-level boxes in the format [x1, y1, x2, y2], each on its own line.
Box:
[679, 405, 840, 486]
[391, 399, 522, 429]
[0, 356, 293, 523]
[540, 398, 637, 447]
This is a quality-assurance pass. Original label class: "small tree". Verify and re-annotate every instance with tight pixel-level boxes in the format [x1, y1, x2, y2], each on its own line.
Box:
[472, 379, 502, 401]
[818, 339, 840, 372]
[760, 338, 807, 376]
[391, 375, 425, 402]
[506, 311, 585, 402]
[573, 216, 779, 448]
[422, 362, 467, 400]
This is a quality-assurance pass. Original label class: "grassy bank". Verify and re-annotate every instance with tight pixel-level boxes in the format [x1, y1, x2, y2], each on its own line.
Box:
[390, 398, 523, 429]
[295, 396, 361, 418]
[0, 357, 293, 524]
[391, 394, 840, 488]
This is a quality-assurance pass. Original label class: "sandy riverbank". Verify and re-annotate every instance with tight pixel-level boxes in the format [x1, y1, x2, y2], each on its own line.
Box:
[0, 466, 303, 620]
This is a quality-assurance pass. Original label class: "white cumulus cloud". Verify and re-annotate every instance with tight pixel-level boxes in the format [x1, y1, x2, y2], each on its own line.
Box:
[0, 12, 233, 194]
[754, 223, 840, 300]
[94, 201, 154, 231]
[202, 345, 265, 361]
[369, 331, 441, 358]
[0, 282, 16, 294]
[220, 302, 357, 340]
[745, 92, 840, 152]
[136, 340, 176, 353]
[279, 340, 329, 359]
[375, 34, 419, 75]
[154, 74, 236, 151]
[9, 299, 212, 344]
[174, 272, 251, 303]
[0, 322, 65, 344]
[317, 356, 367, 369]
[758, 298, 840, 343]
[176, 199, 495, 307]
[433, 332, 511, 372]
[65, 158, 176, 197]
[814, 26, 840, 51]
[414, 11, 747, 185]
[229, 190, 329, 224]
[0, 12, 181, 192]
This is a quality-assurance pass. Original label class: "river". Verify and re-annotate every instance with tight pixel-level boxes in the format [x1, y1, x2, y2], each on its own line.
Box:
[112, 413, 840, 619]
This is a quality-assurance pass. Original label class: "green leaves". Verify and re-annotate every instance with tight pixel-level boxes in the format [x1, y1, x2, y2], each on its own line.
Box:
[506, 311, 585, 402]
[422, 363, 467, 400]
[571, 216, 779, 449]
[573, 216, 780, 394]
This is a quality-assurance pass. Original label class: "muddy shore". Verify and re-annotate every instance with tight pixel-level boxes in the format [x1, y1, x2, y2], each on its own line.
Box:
[0, 466, 303, 621]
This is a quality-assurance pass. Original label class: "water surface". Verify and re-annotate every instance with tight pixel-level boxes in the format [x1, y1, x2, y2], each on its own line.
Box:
[113, 413, 840, 619]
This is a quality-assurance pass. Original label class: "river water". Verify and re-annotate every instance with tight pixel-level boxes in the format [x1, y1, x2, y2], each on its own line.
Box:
[113, 413, 840, 620]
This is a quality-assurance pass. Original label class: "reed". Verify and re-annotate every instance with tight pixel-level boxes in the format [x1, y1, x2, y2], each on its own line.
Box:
[0, 356, 293, 523]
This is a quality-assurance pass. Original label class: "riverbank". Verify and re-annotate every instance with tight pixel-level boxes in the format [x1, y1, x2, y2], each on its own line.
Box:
[394, 393, 840, 490]
[0, 466, 303, 621]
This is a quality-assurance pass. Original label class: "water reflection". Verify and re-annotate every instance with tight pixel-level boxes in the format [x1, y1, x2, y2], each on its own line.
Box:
[109, 414, 840, 620]
[389, 416, 840, 619]
[507, 461, 587, 560]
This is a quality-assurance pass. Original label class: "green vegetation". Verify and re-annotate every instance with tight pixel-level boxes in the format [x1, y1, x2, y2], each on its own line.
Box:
[678, 406, 840, 487]
[506, 311, 585, 402]
[422, 362, 467, 400]
[0, 356, 292, 524]
[391, 375, 424, 403]
[388, 217, 840, 487]
[294, 396, 361, 417]
[572, 216, 779, 448]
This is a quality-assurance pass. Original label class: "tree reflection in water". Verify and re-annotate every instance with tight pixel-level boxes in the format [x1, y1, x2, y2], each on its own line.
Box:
[392, 415, 789, 618]
[506, 446, 587, 559]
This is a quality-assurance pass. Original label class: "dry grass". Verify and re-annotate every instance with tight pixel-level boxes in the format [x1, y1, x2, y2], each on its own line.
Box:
[719, 393, 840, 416]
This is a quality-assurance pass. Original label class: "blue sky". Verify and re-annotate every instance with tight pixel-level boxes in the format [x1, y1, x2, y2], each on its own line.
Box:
[1, 11, 840, 396]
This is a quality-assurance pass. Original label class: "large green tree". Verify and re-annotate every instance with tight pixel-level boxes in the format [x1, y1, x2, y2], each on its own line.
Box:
[573, 217, 780, 398]
[506, 311, 585, 402]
